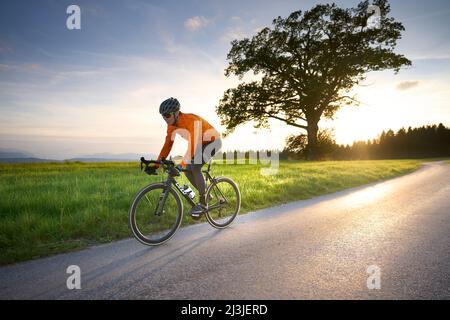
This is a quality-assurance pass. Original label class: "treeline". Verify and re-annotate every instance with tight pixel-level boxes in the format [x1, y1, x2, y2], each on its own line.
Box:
[282, 123, 450, 160]
[220, 123, 450, 161]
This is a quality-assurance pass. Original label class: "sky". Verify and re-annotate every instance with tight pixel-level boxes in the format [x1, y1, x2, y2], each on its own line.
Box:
[0, 0, 449, 159]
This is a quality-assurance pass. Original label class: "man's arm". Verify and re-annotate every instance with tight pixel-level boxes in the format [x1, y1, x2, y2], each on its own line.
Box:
[183, 117, 203, 164]
[157, 127, 175, 161]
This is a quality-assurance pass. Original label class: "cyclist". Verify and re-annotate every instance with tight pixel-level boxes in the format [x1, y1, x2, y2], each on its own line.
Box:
[154, 97, 222, 218]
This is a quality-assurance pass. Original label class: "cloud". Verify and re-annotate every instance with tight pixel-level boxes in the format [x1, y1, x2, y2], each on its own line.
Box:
[26, 63, 42, 70]
[0, 43, 14, 54]
[184, 16, 210, 31]
[221, 16, 262, 43]
[396, 81, 420, 91]
[410, 55, 450, 61]
[221, 28, 248, 42]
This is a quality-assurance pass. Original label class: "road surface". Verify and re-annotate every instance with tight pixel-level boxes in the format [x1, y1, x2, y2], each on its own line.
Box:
[1, 161, 449, 299]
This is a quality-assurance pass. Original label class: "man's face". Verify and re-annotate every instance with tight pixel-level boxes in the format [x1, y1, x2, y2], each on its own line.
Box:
[162, 111, 178, 125]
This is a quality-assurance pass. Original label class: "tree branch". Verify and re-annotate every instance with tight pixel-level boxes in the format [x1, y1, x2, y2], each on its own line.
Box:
[266, 113, 308, 129]
[333, 95, 361, 104]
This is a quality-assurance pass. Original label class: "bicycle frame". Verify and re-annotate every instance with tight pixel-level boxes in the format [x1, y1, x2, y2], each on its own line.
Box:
[131, 157, 240, 246]
[155, 164, 227, 215]
[203, 169, 230, 211]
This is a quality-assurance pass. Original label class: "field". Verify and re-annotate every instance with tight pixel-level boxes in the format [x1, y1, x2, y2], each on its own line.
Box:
[0, 159, 424, 265]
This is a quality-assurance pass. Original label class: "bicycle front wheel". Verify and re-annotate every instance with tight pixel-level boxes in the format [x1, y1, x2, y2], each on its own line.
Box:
[205, 177, 241, 229]
[129, 183, 183, 245]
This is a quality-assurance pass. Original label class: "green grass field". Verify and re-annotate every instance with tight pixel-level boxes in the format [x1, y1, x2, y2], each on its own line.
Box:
[0, 159, 424, 265]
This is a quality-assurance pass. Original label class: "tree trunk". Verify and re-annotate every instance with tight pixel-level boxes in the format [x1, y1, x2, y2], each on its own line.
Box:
[306, 121, 319, 161]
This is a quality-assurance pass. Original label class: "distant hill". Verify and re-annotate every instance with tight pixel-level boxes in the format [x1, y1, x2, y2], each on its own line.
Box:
[0, 157, 60, 163]
[74, 153, 142, 160]
[0, 148, 35, 159]
[68, 153, 157, 162]
[0, 148, 59, 163]
[0, 150, 159, 163]
[66, 158, 136, 163]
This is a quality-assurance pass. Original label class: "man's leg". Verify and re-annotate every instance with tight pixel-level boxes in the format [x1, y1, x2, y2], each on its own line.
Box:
[183, 170, 197, 190]
[183, 164, 207, 218]
[184, 139, 222, 217]
[184, 163, 206, 204]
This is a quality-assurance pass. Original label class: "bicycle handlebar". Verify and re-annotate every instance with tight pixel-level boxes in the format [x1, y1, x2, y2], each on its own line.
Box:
[140, 157, 174, 167]
[140, 157, 183, 175]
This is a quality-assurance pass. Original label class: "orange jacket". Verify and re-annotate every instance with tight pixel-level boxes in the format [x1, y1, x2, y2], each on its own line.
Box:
[157, 112, 221, 162]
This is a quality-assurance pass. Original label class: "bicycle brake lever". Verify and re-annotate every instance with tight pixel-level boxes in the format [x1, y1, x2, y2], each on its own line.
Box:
[144, 166, 157, 175]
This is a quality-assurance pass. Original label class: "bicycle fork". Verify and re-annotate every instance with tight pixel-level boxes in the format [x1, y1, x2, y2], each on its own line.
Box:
[155, 182, 171, 216]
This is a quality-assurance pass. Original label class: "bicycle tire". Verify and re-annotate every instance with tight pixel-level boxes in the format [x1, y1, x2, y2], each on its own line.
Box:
[205, 177, 241, 229]
[129, 183, 183, 245]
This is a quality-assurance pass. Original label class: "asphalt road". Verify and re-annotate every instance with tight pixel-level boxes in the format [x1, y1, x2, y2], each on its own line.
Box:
[1, 161, 449, 300]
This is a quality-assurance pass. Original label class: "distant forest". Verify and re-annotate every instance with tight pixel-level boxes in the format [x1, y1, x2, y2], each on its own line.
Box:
[328, 123, 450, 160]
[222, 123, 450, 161]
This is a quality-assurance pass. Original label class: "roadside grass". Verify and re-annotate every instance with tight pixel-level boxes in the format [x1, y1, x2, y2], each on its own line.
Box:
[416, 157, 450, 162]
[0, 159, 422, 265]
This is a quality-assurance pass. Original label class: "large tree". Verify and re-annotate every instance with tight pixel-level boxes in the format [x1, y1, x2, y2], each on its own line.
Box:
[216, 0, 411, 160]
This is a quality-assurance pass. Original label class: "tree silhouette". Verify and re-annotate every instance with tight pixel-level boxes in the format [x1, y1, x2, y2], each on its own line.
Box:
[284, 129, 337, 159]
[217, 0, 411, 160]
[278, 123, 450, 160]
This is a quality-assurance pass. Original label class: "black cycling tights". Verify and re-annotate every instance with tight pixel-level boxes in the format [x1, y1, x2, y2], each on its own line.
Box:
[183, 138, 222, 204]
[184, 164, 206, 203]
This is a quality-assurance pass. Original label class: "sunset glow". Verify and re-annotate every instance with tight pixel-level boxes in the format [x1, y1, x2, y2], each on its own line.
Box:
[0, 0, 449, 159]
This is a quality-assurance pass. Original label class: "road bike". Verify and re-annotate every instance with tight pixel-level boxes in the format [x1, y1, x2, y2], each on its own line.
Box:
[129, 157, 241, 245]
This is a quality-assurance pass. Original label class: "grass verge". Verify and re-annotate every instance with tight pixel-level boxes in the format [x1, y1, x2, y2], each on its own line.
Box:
[0, 159, 422, 265]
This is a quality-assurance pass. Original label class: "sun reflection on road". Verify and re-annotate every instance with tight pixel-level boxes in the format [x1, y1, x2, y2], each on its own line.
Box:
[340, 183, 394, 208]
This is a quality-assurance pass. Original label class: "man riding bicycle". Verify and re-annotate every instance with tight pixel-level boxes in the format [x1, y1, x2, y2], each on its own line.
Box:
[154, 97, 222, 218]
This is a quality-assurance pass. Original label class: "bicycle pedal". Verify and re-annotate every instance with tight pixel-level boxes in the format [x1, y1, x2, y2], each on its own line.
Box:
[189, 211, 203, 220]
[189, 205, 206, 219]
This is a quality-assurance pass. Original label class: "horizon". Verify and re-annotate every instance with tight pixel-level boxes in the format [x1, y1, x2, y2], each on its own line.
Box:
[1, 0, 450, 159]
[0, 122, 447, 161]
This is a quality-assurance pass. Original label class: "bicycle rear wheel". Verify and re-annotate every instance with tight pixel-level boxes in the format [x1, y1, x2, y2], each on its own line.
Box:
[205, 177, 240, 229]
[129, 183, 183, 245]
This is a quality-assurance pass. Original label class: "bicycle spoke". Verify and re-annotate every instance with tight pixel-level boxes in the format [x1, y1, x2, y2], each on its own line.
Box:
[130, 185, 182, 245]
[144, 194, 152, 206]
[212, 183, 228, 204]
[205, 177, 240, 228]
